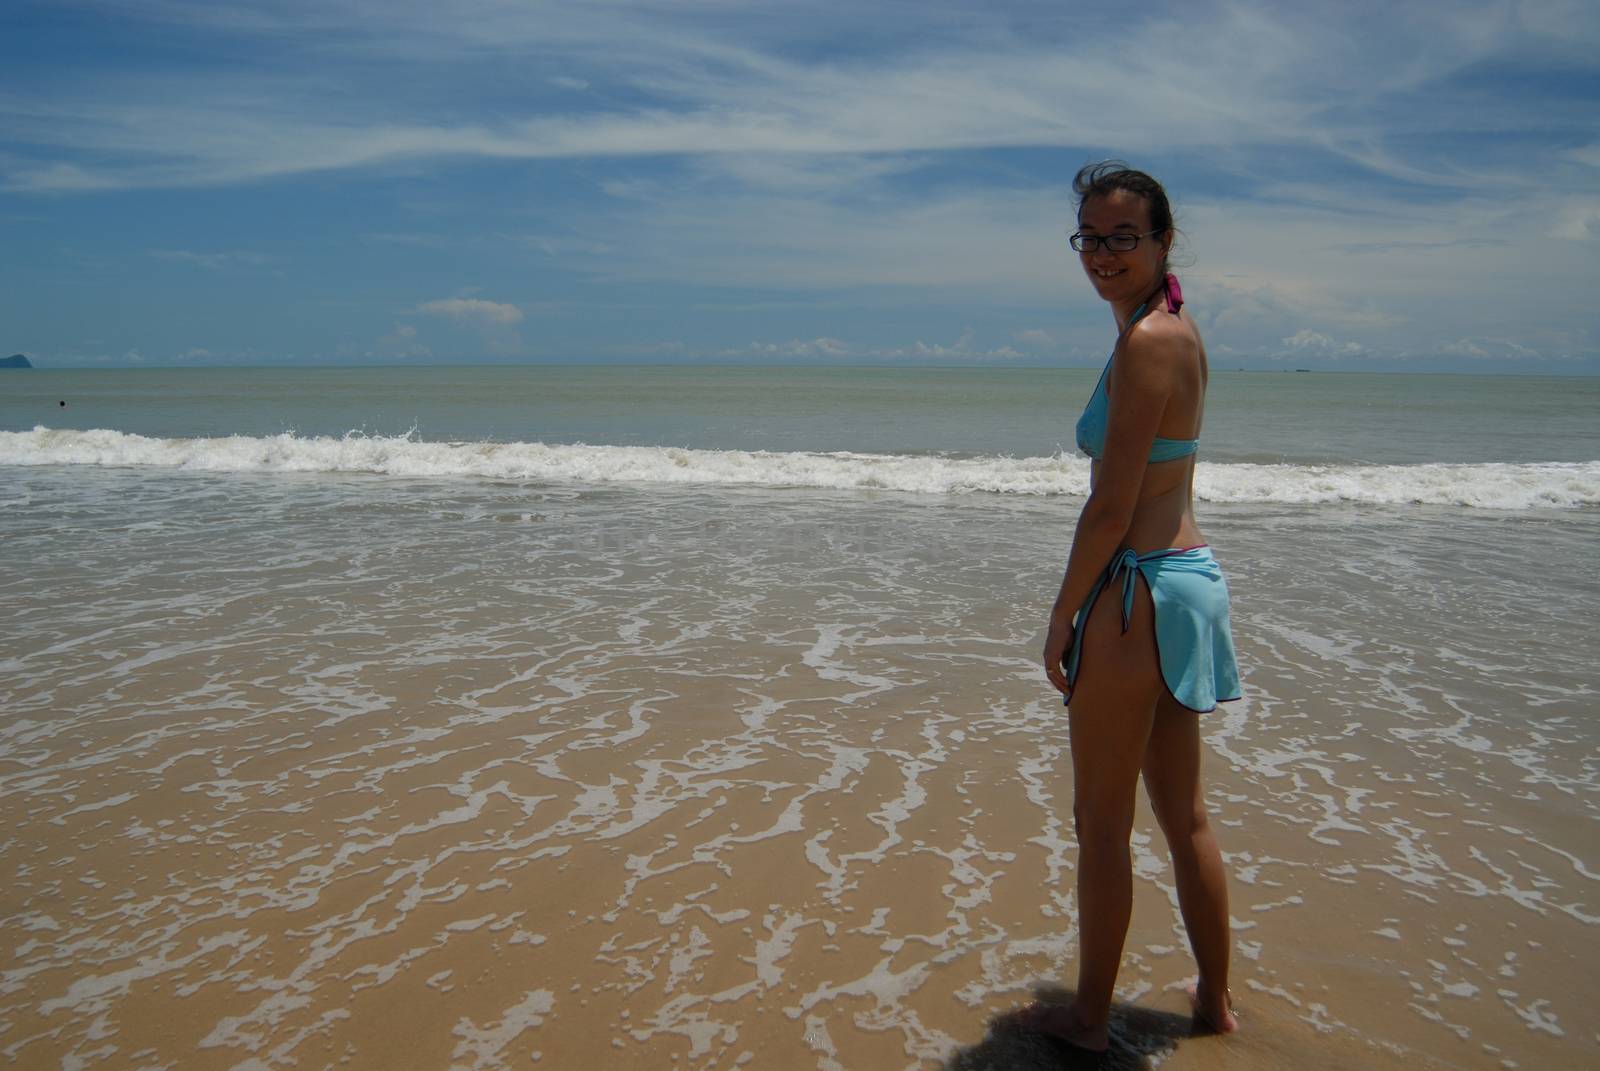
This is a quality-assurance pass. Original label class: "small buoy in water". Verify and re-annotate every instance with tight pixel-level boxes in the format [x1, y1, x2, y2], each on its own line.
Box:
[59, 400, 66, 407]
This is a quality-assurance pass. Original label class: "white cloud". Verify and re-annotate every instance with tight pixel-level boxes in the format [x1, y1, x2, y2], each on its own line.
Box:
[1440, 338, 1490, 359]
[1566, 143, 1600, 169]
[598, 178, 659, 201]
[725, 337, 849, 359]
[417, 298, 524, 326]
[5, 162, 118, 192]
[901, 342, 1024, 361]
[866, 328, 1025, 362]
[371, 322, 431, 359]
[150, 249, 270, 269]
[1439, 337, 1544, 360]
[1281, 329, 1366, 357]
[516, 234, 614, 258]
[163, 346, 279, 364]
[1549, 201, 1600, 240]
[415, 298, 524, 355]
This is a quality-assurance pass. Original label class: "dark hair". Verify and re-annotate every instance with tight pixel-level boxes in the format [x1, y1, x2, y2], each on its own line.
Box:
[1073, 160, 1176, 270]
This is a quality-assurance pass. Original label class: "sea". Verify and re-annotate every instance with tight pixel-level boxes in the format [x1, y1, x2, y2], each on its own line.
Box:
[2, 365, 1598, 498]
[1, 365, 1596, 1070]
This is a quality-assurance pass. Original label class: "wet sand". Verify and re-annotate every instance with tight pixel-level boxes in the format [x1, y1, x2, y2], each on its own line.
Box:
[2, 471, 1596, 1069]
[4, 659, 1579, 1070]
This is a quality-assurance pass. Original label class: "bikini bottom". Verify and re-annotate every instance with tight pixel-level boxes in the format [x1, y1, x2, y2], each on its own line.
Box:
[1064, 545, 1242, 713]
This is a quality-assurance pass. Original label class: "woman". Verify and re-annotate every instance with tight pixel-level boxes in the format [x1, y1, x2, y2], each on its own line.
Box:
[1031, 162, 1241, 1051]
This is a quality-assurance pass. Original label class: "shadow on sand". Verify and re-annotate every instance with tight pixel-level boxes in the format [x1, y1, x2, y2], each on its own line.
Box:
[945, 988, 1198, 1071]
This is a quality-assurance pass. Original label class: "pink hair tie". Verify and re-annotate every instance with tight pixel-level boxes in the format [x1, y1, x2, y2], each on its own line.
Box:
[1163, 272, 1184, 313]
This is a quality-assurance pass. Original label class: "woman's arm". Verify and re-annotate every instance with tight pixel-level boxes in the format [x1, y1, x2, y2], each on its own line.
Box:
[1043, 324, 1189, 693]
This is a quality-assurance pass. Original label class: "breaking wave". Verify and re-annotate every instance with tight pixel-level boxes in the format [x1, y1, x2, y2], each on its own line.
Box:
[3, 427, 1596, 510]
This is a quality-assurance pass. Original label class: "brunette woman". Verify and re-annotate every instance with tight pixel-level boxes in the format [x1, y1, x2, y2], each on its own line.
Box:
[1032, 161, 1241, 1051]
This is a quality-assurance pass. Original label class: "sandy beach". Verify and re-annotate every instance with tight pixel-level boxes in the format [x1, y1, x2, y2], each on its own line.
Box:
[2, 468, 1595, 1070]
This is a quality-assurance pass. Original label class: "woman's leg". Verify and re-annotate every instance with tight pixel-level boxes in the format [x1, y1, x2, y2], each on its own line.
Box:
[1142, 696, 1237, 1033]
[1045, 574, 1164, 1048]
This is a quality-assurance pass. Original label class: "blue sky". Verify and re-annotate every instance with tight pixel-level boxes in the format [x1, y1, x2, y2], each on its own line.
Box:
[2, 0, 1597, 371]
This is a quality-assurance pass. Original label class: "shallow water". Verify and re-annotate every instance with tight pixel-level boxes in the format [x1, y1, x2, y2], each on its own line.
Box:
[1, 465, 1593, 1068]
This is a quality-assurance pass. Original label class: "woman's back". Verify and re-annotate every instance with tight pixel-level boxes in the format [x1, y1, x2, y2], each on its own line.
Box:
[1090, 307, 1208, 552]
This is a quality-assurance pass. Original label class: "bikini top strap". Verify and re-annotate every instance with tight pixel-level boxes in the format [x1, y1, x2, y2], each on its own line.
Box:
[1119, 299, 1153, 341]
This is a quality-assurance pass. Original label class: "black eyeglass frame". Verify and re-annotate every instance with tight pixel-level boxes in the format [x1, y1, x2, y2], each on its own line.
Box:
[1069, 229, 1164, 253]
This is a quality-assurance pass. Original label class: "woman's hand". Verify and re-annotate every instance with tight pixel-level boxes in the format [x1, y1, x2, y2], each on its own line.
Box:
[1043, 613, 1074, 697]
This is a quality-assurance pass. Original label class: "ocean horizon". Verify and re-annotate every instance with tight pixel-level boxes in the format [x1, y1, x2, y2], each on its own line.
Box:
[10, 357, 1600, 375]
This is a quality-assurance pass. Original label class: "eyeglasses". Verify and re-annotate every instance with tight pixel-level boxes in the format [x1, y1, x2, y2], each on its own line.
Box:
[1069, 230, 1162, 253]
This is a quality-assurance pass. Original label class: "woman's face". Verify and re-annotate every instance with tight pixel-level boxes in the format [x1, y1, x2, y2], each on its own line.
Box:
[1077, 189, 1170, 307]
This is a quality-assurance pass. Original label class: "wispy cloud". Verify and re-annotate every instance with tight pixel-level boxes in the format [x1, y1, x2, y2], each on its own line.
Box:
[370, 322, 431, 360]
[1549, 201, 1600, 240]
[4, 1, 1597, 369]
[150, 249, 271, 270]
[4, 3, 1587, 192]
[1440, 337, 1541, 361]
[417, 298, 524, 326]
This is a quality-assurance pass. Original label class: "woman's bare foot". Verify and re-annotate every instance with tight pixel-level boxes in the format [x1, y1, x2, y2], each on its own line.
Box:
[1186, 982, 1238, 1035]
[1013, 1001, 1110, 1053]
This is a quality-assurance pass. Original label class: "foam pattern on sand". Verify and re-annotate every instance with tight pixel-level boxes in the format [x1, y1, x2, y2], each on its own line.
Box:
[1, 467, 1595, 1069]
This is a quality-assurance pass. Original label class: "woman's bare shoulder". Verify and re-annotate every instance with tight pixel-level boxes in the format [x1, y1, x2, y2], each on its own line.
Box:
[1118, 313, 1198, 392]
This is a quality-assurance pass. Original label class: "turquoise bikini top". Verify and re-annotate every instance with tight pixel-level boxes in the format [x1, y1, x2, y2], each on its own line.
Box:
[1074, 287, 1199, 464]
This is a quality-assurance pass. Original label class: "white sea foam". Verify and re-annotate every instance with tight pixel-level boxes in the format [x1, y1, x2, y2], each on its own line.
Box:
[4, 426, 1597, 509]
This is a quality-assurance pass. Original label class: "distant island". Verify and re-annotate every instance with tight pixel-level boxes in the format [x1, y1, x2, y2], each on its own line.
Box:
[1, 354, 32, 369]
